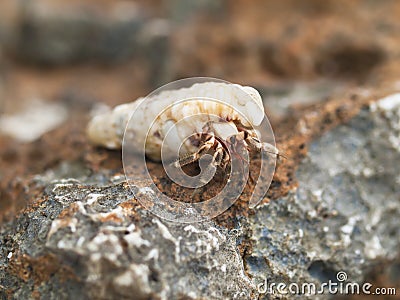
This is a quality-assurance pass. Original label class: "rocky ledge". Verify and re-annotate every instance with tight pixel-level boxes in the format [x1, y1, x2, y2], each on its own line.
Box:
[1, 94, 400, 299]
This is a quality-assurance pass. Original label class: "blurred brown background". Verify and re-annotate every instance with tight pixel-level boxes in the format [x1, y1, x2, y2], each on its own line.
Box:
[0, 0, 398, 112]
[0, 1, 399, 298]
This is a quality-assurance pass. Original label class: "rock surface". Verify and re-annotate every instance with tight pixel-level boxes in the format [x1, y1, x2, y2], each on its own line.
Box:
[247, 93, 400, 298]
[1, 94, 399, 299]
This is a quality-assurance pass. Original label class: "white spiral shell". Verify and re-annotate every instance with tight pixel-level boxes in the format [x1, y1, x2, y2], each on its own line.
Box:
[87, 82, 264, 161]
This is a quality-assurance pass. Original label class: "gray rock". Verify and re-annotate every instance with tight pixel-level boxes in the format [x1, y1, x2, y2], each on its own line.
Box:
[1, 3, 171, 87]
[166, 0, 226, 23]
[247, 93, 400, 298]
[259, 80, 347, 118]
[10, 14, 142, 65]
[0, 179, 255, 299]
[1, 94, 400, 299]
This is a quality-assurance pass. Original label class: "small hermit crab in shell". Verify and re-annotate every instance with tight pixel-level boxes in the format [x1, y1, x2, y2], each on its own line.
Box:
[87, 82, 282, 186]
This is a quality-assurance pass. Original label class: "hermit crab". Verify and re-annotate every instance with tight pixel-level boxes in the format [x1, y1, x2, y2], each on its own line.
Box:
[87, 80, 280, 215]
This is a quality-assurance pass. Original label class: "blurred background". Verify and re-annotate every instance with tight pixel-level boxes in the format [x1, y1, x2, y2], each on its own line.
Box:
[0, 1, 400, 298]
[1, 0, 400, 216]
[0, 0, 398, 114]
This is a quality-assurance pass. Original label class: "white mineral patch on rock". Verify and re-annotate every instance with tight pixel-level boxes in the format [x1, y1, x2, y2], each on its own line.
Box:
[372, 93, 400, 111]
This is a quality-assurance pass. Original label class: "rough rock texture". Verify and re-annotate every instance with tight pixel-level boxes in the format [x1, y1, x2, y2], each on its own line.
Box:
[247, 94, 400, 298]
[1, 94, 399, 299]
[0, 180, 254, 299]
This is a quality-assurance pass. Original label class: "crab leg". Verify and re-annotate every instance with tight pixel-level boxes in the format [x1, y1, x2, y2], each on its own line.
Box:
[172, 135, 216, 168]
